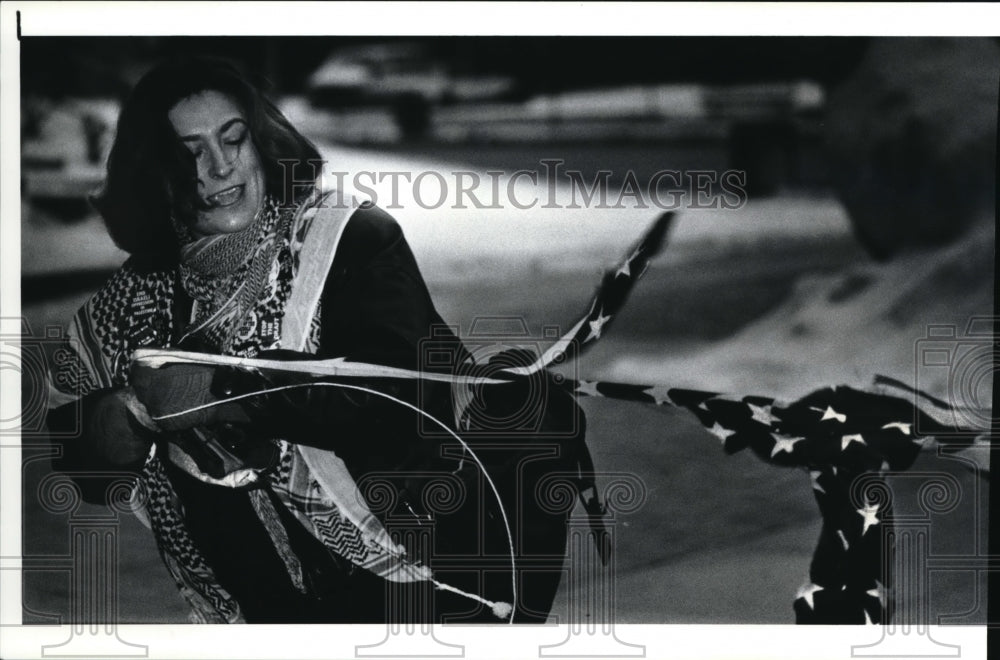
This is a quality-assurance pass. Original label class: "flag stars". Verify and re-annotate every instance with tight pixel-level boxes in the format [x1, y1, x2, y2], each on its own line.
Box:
[811, 405, 847, 423]
[809, 470, 826, 494]
[841, 433, 866, 450]
[748, 403, 779, 426]
[646, 387, 673, 407]
[626, 245, 644, 268]
[858, 501, 881, 536]
[586, 308, 611, 342]
[867, 580, 885, 606]
[615, 259, 632, 279]
[575, 380, 601, 397]
[796, 581, 823, 610]
[770, 434, 803, 458]
[881, 421, 912, 435]
[836, 529, 850, 551]
[708, 422, 736, 444]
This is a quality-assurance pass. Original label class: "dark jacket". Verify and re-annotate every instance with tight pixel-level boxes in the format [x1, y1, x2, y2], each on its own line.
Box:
[47, 203, 582, 623]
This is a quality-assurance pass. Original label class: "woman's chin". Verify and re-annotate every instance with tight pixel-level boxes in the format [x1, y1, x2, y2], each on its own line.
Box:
[194, 209, 256, 236]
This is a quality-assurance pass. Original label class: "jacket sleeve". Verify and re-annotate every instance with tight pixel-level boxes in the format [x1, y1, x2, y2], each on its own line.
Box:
[241, 204, 462, 470]
[317, 203, 443, 369]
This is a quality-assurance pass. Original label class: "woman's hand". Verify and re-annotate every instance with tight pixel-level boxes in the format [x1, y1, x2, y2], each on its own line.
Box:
[122, 388, 159, 432]
[45, 386, 160, 504]
[86, 388, 158, 467]
[129, 361, 251, 432]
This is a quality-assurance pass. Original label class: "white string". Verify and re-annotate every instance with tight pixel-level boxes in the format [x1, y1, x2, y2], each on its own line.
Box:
[151, 380, 519, 623]
[133, 347, 511, 385]
[431, 578, 512, 620]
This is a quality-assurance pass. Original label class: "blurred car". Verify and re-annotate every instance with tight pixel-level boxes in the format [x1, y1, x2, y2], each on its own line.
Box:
[307, 42, 519, 138]
[22, 98, 117, 220]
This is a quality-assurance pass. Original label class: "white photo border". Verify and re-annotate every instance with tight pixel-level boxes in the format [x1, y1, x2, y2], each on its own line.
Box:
[1, 2, 994, 659]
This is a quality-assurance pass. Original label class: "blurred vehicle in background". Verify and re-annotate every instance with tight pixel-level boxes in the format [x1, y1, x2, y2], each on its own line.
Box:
[307, 42, 521, 139]
[21, 38, 833, 226]
[303, 41, 826, 195]
[21, 97, 118, 220]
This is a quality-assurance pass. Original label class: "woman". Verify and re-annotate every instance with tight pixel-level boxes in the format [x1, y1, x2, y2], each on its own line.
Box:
[45, 56, 583, 624]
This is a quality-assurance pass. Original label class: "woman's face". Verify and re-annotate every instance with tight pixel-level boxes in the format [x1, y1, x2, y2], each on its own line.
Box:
[168, 90, 265, 237]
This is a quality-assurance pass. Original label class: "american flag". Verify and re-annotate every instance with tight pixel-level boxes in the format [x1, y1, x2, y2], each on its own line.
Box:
[561, 377, 977, 623]
[522, 212, 983, 623]
[506, 211, 674, 376]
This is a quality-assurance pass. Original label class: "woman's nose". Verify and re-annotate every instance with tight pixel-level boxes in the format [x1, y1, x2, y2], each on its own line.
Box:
[207, 146, 234, 180]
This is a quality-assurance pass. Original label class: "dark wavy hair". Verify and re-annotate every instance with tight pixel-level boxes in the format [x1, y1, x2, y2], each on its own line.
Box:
[91, 56, 323, 269]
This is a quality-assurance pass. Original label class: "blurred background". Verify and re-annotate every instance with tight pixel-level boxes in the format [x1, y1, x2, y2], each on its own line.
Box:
[19, 36, 995, 625]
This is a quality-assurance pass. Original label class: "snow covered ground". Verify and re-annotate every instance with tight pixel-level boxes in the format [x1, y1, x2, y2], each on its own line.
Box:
[608, 220, 994, 404]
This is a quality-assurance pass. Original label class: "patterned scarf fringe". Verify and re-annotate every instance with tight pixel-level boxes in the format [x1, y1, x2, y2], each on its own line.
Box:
[179, 196, 291, 351]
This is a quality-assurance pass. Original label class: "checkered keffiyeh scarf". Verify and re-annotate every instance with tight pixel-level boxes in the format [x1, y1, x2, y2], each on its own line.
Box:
[48, 194, 423, 623]
[177, 195, 290, 354]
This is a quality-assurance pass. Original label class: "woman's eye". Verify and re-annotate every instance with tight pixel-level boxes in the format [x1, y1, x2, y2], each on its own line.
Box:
[224, 131, 247, 146]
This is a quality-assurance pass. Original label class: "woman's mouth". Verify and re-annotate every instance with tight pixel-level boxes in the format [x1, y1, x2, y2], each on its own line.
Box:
[206, 185, 244, 208]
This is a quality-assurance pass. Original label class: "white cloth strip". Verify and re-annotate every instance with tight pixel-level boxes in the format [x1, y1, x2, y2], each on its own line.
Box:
[132, 347, 512, 385]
